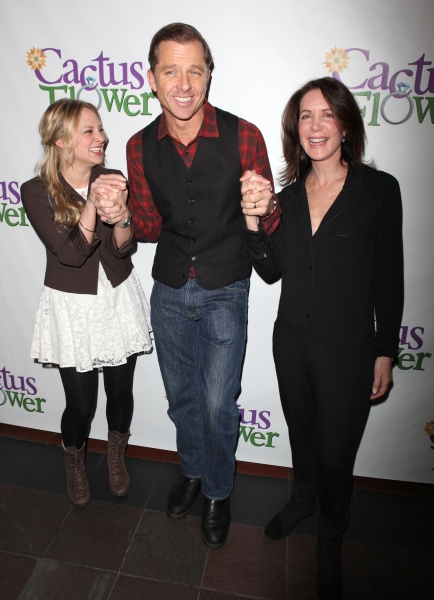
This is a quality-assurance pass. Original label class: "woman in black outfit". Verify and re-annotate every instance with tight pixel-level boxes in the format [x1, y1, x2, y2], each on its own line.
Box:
[241, 77, 404, 599]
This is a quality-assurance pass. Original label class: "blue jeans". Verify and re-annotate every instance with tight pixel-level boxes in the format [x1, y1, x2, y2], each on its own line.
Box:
[150, 277, 250, 499]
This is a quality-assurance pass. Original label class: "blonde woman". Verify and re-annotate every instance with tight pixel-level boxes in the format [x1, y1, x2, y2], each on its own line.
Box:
[21, 99, 152, 507]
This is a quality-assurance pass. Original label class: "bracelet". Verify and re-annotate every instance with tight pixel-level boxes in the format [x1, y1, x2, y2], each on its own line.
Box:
[263, 194, 277, 218]
[78, 220, 96, 233]
[115, 213, 132, 229]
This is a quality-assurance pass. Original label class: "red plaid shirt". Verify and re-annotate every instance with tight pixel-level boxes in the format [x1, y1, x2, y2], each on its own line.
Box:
[127, 100, 280, 242]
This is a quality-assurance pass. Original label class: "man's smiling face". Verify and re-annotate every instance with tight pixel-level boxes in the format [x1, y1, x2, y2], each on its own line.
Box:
[147, 40, 210, 130]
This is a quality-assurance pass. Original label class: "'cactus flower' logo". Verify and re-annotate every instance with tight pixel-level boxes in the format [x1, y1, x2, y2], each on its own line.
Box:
[324, 46, 350, 74]
[26, 47, 47, 71]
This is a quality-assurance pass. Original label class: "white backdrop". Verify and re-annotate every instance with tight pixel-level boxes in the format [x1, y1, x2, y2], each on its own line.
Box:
[1, 0, 433, 483]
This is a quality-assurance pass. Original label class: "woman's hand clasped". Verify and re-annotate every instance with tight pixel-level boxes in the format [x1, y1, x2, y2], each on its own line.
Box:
[240, 170, 274, 231]
[90, 174, 129, 225]
[240, 170, 274, 215]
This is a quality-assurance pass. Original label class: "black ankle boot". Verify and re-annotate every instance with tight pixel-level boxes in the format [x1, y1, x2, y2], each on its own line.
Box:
[166, 474, 201, 519]
[315, 513, 349, 599]
[201, 496, 231, 549]
[264, 473, 317, 539]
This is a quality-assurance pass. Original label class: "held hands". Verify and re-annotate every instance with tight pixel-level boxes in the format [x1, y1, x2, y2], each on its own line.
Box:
[370, 356, 393, 400]
[240, 170, 274, 215]
[89, 174, 129, 225]
[240, 170, 274, 231]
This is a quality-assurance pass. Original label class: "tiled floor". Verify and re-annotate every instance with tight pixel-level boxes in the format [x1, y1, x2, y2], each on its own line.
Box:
[0, 425, 433, 599]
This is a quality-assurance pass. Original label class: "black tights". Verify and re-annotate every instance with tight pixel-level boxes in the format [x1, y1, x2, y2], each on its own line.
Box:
[59, 354, 137, 448]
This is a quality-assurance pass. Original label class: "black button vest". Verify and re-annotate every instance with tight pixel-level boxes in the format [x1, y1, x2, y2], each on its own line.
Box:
[142, 108, 252, 290]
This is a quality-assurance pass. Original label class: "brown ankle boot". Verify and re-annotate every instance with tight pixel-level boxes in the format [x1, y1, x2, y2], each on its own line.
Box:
[62, 442, 90, 507]
[107, 430, 130, 496]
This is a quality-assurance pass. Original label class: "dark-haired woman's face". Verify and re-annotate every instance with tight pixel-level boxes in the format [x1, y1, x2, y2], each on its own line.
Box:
[298, 89, 344, 165]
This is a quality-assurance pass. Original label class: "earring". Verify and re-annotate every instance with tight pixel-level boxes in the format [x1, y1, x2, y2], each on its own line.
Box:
[341, 136, 346, 143]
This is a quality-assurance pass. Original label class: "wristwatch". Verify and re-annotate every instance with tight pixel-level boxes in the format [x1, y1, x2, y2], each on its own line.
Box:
[115, 214, 132, 228]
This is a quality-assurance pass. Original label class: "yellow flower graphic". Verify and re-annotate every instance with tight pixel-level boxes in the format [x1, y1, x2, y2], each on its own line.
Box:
[26, 47, 47, 71]
[324, 46, 350, 74]
[424, 420, 434, 436]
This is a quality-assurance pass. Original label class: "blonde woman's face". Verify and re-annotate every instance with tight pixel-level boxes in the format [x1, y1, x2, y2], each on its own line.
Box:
[70, 108, 105, 170]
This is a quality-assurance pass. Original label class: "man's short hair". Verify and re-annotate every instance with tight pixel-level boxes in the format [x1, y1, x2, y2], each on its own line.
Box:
[148, 22, 214, 73]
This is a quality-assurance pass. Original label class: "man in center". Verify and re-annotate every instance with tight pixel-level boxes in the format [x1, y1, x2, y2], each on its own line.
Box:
[126, 23, 278, 548]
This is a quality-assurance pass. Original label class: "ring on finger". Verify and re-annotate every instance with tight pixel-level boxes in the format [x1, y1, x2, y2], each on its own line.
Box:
[107, 219, 112, 225]
[253, 202, 256, 209]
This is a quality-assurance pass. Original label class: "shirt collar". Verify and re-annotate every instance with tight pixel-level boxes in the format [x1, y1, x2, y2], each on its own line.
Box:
[292, 163, 364, 194]
[58, 166, 102, 201]
[157, 100, 219, 144]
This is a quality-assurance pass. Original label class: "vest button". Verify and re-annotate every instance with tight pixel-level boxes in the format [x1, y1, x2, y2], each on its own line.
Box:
[181, 274, 187, 279]
[192, 256, 196, 261]
[187, 178, 193, 183]
[191, 237, 196, 242]
[190, 218, 195, 223]
[189, 199, 195, 203]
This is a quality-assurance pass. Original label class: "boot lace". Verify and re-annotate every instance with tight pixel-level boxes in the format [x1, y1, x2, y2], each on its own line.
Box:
[71, 453, 88, 494]
[109, 437, 125, 477]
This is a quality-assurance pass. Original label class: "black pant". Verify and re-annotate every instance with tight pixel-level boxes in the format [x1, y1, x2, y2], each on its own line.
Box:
[273, 326, 374, 521]
[59, 354, 137, 448]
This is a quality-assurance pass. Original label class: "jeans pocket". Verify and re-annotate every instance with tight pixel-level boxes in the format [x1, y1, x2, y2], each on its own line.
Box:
[223, 277, 250, 292]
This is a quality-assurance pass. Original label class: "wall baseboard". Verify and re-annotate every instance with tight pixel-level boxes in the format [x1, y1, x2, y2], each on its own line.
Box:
[1, 422, 432, 497]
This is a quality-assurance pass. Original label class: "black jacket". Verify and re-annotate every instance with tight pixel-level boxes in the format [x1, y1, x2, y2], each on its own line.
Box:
[244, 166, 404, 358]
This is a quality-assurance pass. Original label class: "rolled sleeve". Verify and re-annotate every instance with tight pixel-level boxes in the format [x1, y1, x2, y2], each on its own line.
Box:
[68, 223, 100, 255]
[238, 118, 280, 237]
[127, 131, 162, 242]
[110, 224, 136, 256]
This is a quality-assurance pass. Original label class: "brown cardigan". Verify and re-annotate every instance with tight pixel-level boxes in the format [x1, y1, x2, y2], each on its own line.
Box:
[21, 166, 136, 294]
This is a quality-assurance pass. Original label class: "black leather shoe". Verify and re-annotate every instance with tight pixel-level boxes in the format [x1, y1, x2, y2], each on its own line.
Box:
[166, 474, 201, 519]
[201, 496, 231, 549]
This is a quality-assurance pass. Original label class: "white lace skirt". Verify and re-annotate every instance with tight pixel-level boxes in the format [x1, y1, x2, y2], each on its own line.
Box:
[31, 265, 153, 372]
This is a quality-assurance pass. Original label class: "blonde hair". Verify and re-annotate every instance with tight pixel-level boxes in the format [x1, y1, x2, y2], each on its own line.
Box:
[36, 99, 106, 228]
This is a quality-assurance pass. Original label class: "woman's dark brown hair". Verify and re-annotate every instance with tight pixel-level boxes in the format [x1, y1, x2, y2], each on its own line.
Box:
[280, 77, 375, 186]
